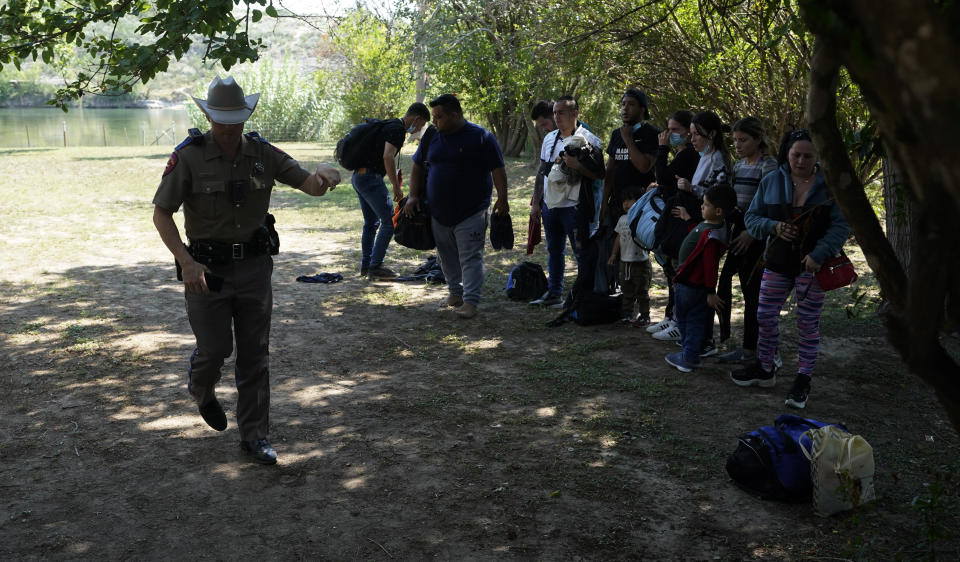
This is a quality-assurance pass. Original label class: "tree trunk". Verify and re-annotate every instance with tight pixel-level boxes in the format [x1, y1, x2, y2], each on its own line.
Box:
[413, 0, 428, 103]
[489, 110, 528, 157]
[882, 156, 912, 271]
[527, 116, 545, 167]
[801, 2, 960, 436]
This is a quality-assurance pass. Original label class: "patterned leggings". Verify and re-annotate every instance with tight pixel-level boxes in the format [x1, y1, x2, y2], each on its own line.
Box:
[757, 269, 825, 376]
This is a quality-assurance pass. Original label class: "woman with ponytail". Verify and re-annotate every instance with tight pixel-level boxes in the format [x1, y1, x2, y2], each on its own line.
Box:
[652, 111, 731, 352]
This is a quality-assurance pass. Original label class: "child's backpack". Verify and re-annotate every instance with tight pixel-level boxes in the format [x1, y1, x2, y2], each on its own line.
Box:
[335, 118, 387, 170]
[726, 414, 848, 502]
[627, 187, 665, 251]
[506, 262, 547, 301]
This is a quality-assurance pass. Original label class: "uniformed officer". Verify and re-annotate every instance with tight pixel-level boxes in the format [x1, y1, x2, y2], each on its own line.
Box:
[152, 76, 341, 465]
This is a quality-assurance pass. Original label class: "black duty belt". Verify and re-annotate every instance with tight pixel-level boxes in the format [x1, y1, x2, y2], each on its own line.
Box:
[188, 239, 269, 265]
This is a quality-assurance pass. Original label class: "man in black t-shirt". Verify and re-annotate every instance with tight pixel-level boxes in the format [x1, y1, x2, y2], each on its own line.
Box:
[602, 89, 660, 221]
[352, 102, 430, 279]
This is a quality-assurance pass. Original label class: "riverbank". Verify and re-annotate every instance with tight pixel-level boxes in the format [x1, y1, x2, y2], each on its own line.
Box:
[0, 106, 194, 147]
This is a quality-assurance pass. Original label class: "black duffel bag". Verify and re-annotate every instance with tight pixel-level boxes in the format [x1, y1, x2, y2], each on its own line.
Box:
[393, 196, 435, 250]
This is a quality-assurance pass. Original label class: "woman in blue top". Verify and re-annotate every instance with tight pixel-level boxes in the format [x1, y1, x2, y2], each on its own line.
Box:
[730, 130, 850, 409]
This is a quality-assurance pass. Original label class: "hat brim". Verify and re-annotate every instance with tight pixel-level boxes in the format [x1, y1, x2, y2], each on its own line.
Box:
[192, 93, 260, 125]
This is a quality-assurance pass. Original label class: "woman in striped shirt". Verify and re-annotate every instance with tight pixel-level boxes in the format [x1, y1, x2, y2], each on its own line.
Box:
[717, 117, 778, 362]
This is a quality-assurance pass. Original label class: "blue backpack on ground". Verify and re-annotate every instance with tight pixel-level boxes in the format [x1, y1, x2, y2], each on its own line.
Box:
[627, 187, 665, 251]
[726, 414, 848, 502]
[506, 262, 547, 301]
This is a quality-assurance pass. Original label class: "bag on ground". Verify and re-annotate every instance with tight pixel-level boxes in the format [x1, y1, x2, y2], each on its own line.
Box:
[726, 414, 848, 503]
[506, 262, 548, 301]
[570, 291, 622, 326]
[334, 118, 387, 170]
[627, 187, 665, 250]
[799, 425, 876, 516]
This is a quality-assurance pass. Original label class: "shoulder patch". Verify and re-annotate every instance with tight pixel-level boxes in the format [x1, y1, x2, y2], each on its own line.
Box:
[174, 132, 203, 151]
[246, 131, 287, 156]
[162, 152, 178, 177]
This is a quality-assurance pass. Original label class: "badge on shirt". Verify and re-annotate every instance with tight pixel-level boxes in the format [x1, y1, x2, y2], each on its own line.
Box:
[162, 153, 178, 177]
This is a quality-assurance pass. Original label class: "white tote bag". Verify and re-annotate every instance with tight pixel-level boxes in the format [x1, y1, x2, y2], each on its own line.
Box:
[799, 425, 876, 517]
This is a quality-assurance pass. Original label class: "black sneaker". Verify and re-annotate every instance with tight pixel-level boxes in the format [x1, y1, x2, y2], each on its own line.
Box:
[240, 439, 278, 465]
[367, 266, 398, 279]
[785, 375, 811, 409]
[730, 360, 777, 388]
[198, 398, 227, 431]
[360, 266, 369, 277]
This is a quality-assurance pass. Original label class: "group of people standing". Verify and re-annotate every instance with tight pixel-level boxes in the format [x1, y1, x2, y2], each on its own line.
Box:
[528, 90, 850, 413]
[152, 75, 848, 465]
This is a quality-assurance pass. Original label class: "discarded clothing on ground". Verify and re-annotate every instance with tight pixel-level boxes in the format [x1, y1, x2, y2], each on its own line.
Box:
[296, 272, 344, 284]
[394, 255, 446, 285]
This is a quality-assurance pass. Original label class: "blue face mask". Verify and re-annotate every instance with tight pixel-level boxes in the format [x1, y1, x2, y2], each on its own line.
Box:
[669, 133, 685, 147]
[698, 147, 711, 157]
[407, 124, 418, 134]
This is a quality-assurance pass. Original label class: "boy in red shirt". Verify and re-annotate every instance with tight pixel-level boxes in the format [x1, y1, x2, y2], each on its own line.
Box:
[665, 185, 737, 372]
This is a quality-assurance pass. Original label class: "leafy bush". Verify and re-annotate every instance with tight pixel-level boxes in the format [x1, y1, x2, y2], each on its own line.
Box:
[320, 8, 418, 139]
[186, 57, 329, 142]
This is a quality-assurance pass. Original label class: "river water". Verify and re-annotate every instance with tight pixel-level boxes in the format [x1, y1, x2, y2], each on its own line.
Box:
[0, 107, 196, 148]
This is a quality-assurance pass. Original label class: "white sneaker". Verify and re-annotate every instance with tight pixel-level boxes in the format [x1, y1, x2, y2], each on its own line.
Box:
[646, 318, 674, 334]
[529, 291, 550, 305]
[652, 325, 681, 341]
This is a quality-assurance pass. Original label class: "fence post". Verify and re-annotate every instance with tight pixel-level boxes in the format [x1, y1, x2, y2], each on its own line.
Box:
[25, 126, 30, 148]
[142, 122, 146, 146]
[62, 121, 67, 147]
[102, 124, 107, 146]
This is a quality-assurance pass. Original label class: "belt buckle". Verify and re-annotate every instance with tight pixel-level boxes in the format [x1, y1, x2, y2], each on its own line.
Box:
[232, 243, 244, 260]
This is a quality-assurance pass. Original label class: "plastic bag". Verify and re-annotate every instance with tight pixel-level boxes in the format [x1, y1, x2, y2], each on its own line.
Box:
[800, 425, 876, 517]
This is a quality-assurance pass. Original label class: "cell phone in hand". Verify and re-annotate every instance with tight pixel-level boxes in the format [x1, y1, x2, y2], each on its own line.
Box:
[204, 272, 224, 292]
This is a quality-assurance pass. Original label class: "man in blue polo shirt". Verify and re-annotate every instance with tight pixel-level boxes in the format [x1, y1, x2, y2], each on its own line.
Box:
[404, 94, 509, 319]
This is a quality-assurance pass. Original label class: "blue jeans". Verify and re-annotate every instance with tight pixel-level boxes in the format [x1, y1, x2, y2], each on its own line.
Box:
[542, 202, 583, 297]
[432, 209, 488, 305]
[675, 282, 710, 365]
[352, 171, 395, 268]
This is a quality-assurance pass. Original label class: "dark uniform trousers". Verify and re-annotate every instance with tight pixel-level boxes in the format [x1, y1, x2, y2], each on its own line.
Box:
[186, 255, 273, 441]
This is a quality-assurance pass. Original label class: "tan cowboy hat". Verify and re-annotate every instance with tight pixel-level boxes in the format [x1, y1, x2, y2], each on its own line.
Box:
[191, 75, 260, 125]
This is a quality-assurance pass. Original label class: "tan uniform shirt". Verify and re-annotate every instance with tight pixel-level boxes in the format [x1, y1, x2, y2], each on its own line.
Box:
[153, 131, 311, 242]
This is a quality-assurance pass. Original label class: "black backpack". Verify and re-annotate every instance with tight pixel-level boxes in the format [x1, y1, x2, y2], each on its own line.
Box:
[570, 291, 622, 326]
[506, 262, 547, 300]
[335, 118, 387, 170]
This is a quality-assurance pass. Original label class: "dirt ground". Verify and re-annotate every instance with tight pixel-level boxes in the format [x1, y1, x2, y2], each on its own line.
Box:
[1, 146, 958, 560]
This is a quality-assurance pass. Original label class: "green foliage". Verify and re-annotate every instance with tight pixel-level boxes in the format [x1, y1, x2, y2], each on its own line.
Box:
[320, 8, 417, 138]
[186, 57, 329, 142]
[0, 0, 277, 108]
